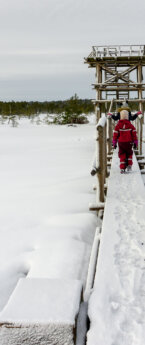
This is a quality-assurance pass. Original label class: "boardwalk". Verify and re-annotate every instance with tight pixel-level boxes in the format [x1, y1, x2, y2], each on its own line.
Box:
[87, 151, 145, 345]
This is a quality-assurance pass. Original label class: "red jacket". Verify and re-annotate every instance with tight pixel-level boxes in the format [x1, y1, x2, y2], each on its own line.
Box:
[113, 120, 138, 143]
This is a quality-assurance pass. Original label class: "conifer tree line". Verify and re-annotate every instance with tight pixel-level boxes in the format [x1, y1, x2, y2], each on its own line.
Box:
[0, 98, 142, 116]
[0, 94, 143, 125]
[0, 95, 94, 116]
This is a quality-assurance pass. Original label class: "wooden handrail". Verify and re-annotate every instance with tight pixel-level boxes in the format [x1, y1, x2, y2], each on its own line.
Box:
[87, 45, 145, 59]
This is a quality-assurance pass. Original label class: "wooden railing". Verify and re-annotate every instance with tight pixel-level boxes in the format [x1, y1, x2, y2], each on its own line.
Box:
[87, 45, 145, 59]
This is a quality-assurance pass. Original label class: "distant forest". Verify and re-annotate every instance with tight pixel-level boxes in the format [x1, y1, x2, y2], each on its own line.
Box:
[0, 95, 142, 117]
[0, 94, 143, 125]
[0, 95, 94, 116]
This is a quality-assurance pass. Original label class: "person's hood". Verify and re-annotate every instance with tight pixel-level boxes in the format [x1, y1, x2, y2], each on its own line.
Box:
[117, 106, 130, 112]
[118, 119, 131, 129]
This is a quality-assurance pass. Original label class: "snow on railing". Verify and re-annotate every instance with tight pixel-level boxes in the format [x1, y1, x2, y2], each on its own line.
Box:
[84, 227, 101, 302]
[87, 45, 145, 59]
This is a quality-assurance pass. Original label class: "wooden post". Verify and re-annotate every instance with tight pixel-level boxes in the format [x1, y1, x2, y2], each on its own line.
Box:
[96, 63, 102, 122]
[95, 116, 107, 204]
[89, 114, 107, 214]
[138, 117, 142, 155]
[96, 125, 104, 203]
[107, 118, 112, 155]
[137, 64, 144, 114]
[107, 99, 113, 155]
[104, 122, 108, 179]
[137, 64, 143, 154]
[108, 99, 114, 114]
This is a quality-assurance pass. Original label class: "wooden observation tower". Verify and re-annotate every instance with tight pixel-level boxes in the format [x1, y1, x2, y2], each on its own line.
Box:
[84, 45, 145, 120]
[85, 45, 145, 210]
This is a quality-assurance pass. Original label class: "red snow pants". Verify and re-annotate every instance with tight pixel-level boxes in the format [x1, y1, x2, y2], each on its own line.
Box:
[118, 142, 133, 170]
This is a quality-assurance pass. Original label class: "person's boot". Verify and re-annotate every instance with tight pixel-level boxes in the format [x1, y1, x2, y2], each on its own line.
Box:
[127, 165, 132, 172]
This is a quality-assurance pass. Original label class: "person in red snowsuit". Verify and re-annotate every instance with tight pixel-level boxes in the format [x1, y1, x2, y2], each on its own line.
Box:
[112, 110, 138, 173]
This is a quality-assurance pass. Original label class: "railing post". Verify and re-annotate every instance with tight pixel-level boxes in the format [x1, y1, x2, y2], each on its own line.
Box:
[95, 63, 102, 122]
[89, 115, 107, 214]
[138, 116, 142, 155]
[107, 99, 113, 155]
[96, 115, 107, 204]
[104, 121, 108, 180]
[96, 125, 104, 203]
[107, 118, 113, 155]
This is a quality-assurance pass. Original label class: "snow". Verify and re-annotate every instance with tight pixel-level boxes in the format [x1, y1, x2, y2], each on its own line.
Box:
[0, 278, 82, 345]
[1, 113, 145, 345]
[87, 150, 145, 345]
[96, 114, 107, 129]
[28, 239, 91, 283]
[0, 117, 98, 313]
[0, 278, 82, 323]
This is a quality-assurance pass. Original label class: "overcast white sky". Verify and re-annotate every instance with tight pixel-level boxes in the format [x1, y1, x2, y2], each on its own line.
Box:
[0, 0, 145, 101]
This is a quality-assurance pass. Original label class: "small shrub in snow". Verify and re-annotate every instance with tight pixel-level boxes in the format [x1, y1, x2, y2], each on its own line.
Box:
[53, 111, 88, 125]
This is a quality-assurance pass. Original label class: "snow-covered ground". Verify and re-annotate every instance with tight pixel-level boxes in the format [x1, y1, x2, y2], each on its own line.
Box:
[1, 114, 145, 345]
[0, 114, 98, 313]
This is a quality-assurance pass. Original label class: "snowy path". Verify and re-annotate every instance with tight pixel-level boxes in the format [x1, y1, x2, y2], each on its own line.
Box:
[87, 151, 145, 345]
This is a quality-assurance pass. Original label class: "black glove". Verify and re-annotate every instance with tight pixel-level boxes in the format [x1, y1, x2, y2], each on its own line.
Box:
[113, 144, 117, 149]
[90, 168, 97, 176]
[133, 143, 137, 149]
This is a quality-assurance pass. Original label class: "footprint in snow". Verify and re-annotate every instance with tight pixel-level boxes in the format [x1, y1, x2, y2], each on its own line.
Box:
[112, 331, 133, 345]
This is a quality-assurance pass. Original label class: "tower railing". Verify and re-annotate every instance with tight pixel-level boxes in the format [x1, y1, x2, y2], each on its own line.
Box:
[88, 45, 145, 59]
